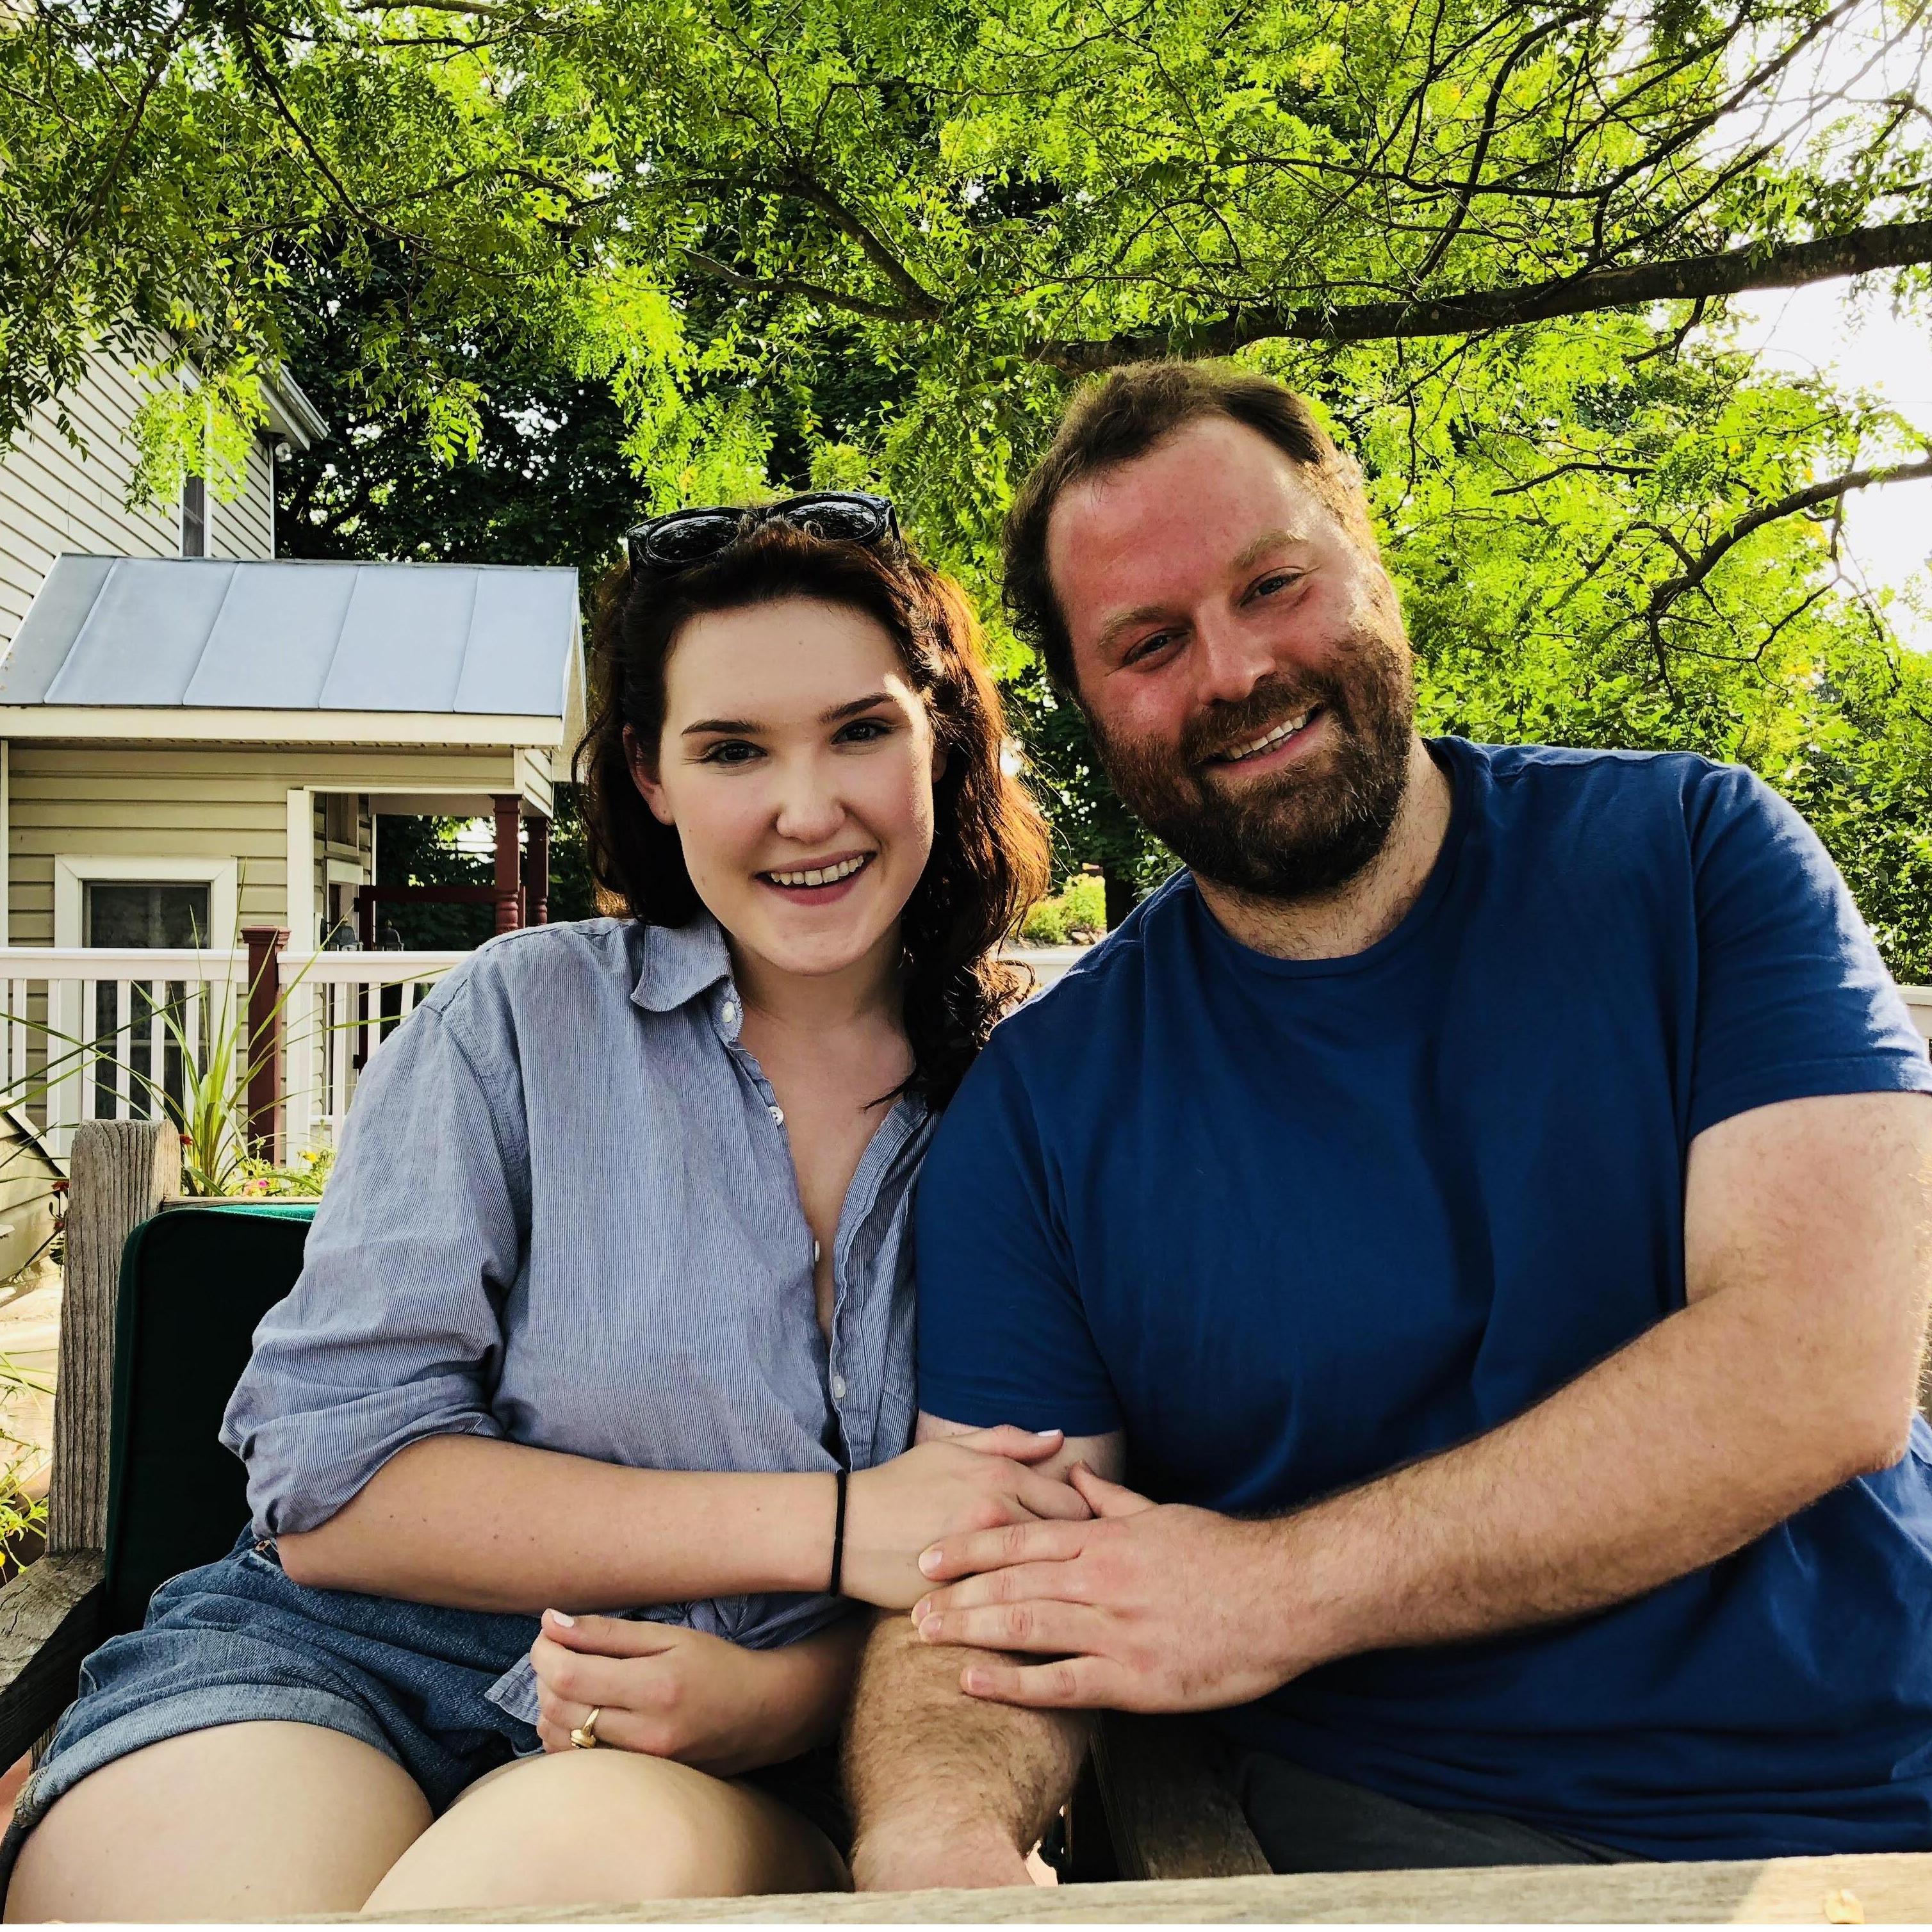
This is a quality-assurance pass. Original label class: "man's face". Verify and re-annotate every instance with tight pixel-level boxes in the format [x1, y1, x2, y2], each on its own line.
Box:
[1047, 415, 1416, 901]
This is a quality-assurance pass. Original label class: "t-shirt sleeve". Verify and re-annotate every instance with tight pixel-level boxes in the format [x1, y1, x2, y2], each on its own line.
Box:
[914, 1030, 1122, 1437]
[1686, 764, 1932, 1140]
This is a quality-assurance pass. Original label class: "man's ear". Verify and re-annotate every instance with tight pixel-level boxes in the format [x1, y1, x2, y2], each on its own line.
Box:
[625, 725, 675, 828]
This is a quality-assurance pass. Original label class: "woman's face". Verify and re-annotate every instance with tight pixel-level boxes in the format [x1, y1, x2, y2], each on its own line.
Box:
[630, 596, 944, 985]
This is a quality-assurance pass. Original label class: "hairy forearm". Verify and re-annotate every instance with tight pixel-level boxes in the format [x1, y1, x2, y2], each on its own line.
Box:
[277, 1434, 835, 1612]
[845, 1614, 1086, 1888]
[1282, 1272, 1923, 1669]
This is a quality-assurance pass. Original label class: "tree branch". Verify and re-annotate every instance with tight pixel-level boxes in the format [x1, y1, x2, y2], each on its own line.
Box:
[1033, 222, 1932, 370]
[1648, 455, 1932, 635]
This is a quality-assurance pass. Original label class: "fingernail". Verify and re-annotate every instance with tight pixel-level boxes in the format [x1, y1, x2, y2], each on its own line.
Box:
[921, 1616, 944, 1640]
[912, 1597, 931, 1623]
[545, 1607, 576, 1627]
[919, 1546, 942, 1576]
[1036, 1429, 1061, 1438]
[963, 1668, 988, 1694]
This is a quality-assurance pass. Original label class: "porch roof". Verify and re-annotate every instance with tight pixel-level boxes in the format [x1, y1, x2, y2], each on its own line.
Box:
[0, 555, 584, 748]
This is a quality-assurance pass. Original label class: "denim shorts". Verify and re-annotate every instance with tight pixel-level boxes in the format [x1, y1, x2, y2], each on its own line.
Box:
[1, 1533, 851, 1900]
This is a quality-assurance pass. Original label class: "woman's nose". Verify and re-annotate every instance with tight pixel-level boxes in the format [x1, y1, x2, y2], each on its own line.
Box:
[771, 767, 844, 846]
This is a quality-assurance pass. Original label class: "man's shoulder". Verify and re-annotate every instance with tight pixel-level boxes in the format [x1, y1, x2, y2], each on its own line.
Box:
[1461, 737, 1740, 798]
[1455, 739, 1777, 853]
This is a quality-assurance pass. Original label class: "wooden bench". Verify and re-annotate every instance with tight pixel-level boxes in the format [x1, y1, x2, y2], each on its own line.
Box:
[6, 1122, 1931, 1921]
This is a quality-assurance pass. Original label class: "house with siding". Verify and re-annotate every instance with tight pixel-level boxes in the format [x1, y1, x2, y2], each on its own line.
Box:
[0, 345, 583, 962]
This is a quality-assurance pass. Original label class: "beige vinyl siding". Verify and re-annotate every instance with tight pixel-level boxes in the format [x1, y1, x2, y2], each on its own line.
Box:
[7, 744, 523, 947]
[209, 435, 274, 562]
[0, 341, 277, 653]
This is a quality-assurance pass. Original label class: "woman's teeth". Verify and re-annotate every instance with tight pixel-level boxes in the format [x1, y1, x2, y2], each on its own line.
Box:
[1223, 710, 1313, 763]
[765, 855, 871, 888]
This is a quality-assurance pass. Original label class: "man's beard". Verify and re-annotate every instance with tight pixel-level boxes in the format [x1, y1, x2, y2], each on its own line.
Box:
[1090, 625, 1416, 902]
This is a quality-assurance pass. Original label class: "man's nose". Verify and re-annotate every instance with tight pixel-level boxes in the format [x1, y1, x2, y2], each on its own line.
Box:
[1191, 610, 1277, 708]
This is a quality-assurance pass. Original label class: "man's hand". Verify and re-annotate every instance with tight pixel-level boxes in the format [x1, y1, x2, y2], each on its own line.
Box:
[910, 1464, 1305, 1710]
[842, 1427, 1092, 1609]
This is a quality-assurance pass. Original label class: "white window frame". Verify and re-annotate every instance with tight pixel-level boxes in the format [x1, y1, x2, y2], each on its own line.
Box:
[54, 855, 240, 951]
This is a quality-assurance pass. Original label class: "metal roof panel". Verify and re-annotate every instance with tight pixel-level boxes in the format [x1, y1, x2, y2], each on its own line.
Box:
[0, 555, 581, 722]
[181, 561, 361, 708]
[47, 559, 237, 705]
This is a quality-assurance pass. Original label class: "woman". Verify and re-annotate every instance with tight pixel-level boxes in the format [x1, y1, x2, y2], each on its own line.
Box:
[4, 493, 1061, 1919]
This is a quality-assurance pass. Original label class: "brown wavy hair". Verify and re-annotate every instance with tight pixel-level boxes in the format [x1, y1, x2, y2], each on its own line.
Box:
[577, 519, 1051, 1105]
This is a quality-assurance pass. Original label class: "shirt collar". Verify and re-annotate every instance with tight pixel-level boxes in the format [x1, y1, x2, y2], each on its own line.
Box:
[630, 914, 735, 1014]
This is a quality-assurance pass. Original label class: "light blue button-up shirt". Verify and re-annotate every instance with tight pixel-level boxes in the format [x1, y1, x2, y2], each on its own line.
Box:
[220, 915, 929, 1729]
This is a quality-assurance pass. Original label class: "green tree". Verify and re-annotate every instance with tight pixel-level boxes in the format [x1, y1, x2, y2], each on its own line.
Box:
[21, 0, 1928, 947]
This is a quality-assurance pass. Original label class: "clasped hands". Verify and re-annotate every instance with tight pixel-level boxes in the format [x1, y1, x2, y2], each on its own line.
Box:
[910, 1463, 1308, 1712]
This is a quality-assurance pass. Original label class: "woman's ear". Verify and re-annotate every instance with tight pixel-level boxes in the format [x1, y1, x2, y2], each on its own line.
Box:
[929, 732, 948, 785]
[625, 725, 675, 828]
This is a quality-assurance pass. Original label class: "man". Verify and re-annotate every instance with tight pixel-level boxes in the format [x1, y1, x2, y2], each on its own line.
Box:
[843, 362, 1932, 1886]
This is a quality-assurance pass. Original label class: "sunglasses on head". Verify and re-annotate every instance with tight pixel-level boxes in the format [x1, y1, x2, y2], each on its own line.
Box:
[625, 491, 901, 574]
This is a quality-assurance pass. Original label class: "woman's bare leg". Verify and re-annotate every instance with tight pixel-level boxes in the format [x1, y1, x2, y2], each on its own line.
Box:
[5, 1722, 432, 1922]
[363, 1750, 847, 1913]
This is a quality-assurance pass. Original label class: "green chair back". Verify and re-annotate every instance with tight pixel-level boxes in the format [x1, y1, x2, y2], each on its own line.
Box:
[102, 1204, 316, 1636]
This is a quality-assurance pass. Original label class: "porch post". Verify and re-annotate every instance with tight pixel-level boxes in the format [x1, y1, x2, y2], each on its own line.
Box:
[492, 796, 523, 933]
[523, 814, 550, 927]
[242, 924, 288, 1162]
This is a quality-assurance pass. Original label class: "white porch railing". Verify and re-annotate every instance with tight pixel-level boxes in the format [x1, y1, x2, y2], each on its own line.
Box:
[0, 946, 464, 1167]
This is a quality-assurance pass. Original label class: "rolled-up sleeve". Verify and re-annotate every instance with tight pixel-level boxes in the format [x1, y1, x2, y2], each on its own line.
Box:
[220, 990, 529, 1535]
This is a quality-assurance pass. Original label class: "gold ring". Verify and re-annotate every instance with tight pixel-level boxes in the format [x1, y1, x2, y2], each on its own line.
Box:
[569, 1707, 602, 1750]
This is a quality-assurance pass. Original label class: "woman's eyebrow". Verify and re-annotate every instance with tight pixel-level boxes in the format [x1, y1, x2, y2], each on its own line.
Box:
[682, 716, 759, 737]
[819, 692, 895, 724]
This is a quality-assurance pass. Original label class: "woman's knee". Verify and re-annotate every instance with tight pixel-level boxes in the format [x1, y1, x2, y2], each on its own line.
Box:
[5, 1721, 431, 1922]
[364, 1750, 843, 1911]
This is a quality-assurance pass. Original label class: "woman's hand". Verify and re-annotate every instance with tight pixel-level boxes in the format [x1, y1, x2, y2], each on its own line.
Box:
[531, 1609, 860, 1778]
[840, 1425, 1092, 1609]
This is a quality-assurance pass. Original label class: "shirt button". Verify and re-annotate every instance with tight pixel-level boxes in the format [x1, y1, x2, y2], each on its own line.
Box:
[830, 1373, 847, 1401]
[769, 1104, 785, 1126]
[812, 1239, 821, 1265]
[721, 1000, 738, 1026]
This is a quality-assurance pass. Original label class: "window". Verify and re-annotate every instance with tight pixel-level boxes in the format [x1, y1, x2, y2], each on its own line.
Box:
[83, 883, 213, 1123]
[181, 472, 206, 557]
[83, 881, 212, 949]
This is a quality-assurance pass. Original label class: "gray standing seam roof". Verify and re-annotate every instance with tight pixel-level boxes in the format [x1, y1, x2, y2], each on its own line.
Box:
[0, 556, 580, 717]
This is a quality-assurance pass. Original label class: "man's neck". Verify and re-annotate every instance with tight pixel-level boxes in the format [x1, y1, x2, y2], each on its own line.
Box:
[1195, 735, 1454, 962]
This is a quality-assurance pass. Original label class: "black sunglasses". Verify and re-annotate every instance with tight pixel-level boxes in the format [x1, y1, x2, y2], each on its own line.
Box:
[625, 491, 900, 573]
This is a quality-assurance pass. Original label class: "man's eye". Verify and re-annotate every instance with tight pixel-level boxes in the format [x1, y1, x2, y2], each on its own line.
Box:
[700, 740, 762, 765]
[1123, 632, 1177, 666]
[1252, 571, 1304, 599]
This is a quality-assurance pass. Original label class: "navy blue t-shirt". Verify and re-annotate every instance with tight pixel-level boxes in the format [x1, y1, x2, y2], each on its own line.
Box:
[916, 739, 1932, 1862]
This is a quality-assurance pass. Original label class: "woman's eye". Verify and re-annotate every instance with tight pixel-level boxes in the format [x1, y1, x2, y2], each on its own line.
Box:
[700, 739, 762, 765]
[836, 719, 892, 744]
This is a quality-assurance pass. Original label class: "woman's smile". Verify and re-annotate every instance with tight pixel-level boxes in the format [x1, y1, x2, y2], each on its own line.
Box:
[757, 849, 878, 905]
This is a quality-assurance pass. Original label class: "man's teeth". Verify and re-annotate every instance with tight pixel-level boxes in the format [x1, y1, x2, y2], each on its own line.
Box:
[767, 855, 870, 888]
[1224, 711, 1313, 762]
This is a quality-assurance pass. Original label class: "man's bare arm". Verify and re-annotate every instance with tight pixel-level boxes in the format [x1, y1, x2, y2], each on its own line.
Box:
[842, 1417, 1124, 1890]
[914, 1092, 1932, 1709]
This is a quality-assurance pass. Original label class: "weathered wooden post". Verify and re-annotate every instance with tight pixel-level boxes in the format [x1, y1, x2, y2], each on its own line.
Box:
[48, 1121, 179, 1558]
[241, 925, 288, 1163]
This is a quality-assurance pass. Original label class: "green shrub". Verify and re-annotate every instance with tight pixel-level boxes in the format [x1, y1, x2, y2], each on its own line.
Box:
[1020, 872, 1108, 946]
